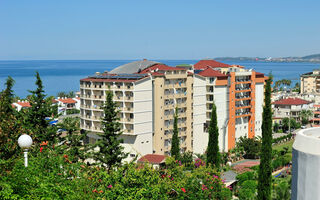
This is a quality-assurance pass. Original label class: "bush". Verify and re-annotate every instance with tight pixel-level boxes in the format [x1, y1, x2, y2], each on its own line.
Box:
[236, 171, 255, 185]
[66, 108, 80, 115]
[0, 145, 232, 199]
[236, 137, 261, 159]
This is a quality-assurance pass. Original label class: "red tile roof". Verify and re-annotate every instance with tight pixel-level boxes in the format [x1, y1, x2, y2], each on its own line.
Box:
[80, 78, 140, 83]
[137, 154, 166, 164]
[14, 102, 31, 107]
[139, 64, 185, 74]
[272, 98, 312, 105]
[52, 99, 58, 103]
[150, 72, 164, 76]
[57, 98, 77, 104]
[197, 67, 228, 77]
[194, 59, 231, 70]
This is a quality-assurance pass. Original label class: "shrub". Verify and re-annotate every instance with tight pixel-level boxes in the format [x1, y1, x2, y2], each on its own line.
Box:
[236, 137, 261, 159]
[236, 171, 255, 185]
[66, 108, 80, 115]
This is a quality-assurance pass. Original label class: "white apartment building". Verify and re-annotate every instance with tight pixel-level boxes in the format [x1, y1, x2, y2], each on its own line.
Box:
[80, 59, 266, 161]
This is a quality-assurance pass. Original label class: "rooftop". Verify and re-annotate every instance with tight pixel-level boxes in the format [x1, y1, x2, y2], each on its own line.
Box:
[194, 59, 231, 70]
[13, 102, 31, 108]
[197, 67, 228, 78]
[294, 127, 320, 155]
[57, 98, 77, 104]
[139, 63, 185, 74]
[272, 98, 312, 105]
[137, 154, 166, 164]
[109, 59, 159, 74]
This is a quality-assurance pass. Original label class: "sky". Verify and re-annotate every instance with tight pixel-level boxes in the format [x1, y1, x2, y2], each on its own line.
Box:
[0, 0, 319, 60]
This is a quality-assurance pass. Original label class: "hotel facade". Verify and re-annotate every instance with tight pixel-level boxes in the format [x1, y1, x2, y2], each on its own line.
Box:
[80, 59, 266, 161]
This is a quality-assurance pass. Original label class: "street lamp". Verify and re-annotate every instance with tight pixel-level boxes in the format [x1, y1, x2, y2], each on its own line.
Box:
[18, 134, 33, 167]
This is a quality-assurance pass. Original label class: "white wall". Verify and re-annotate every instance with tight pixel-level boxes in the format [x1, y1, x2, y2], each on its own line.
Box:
[193, 76, 207, 154]
[255, 83, 264, 137]
[121, 133, 153, 163]
[292, 128, 320, 200]
[214, 86, 229, 152]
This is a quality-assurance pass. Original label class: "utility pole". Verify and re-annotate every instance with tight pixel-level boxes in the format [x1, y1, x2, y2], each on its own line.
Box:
[288, 107, 291, 134]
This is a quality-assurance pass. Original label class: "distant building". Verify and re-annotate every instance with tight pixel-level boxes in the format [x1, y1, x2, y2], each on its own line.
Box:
[300, 69, 320, 94]
[80, 59, 266, 161]
[312, 104, 320, 127]
[56, 97, 80, 115]
[292, 127, 320, 199]
[12, 100, 31, 111]
[137, 154, 166, 169]
[272, 97, 313, 124]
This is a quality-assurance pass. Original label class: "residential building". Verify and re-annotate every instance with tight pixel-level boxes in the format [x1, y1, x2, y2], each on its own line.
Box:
[56, 97, 80, 115]
[272, 97, 313, 124]
[12, 100, 31, 111]
[137, 154, 166, 169]
[300, 69, 320, 94]
[80, 59, 266, 161]
[193, 59, 265, 153]
[312, 104, 320, 127]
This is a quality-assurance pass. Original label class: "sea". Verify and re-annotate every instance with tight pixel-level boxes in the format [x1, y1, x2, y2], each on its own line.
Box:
[0, 60, 319, 98]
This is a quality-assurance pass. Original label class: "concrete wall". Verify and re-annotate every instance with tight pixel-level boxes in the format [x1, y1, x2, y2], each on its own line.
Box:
[292, 127, 320, 200]
[214, 85, 229, 152]
[255, 83, 264, 137]
[193, 76, 207, 154]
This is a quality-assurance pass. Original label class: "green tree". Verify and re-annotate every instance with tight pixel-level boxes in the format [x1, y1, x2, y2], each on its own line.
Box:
[25, 72, 55, 143]
[236, 136, 261, 159]
[0, 77, 23, 160]
[206, 103, 220, 169]
[258, 75, 273, 200]
[90, 90, 127, 170]
[281, 118, 289, 132]
[57, 117, 87, 162]
[171, 107, 180, 159]
[300, 109, 312, 125]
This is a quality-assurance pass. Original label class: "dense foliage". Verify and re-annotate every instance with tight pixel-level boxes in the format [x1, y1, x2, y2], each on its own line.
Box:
[66, 108, 80, 115]
[171, 107, 180, 159]
[0, 143, 232, 199]
[258, 75, 273, 200]
[236, 136, 261, 159]
[207, 103, 220, 169]
[0, 77, 23, 160]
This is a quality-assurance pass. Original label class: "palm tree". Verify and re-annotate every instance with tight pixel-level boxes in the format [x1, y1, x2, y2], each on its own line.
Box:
[300, 109, 313, 125]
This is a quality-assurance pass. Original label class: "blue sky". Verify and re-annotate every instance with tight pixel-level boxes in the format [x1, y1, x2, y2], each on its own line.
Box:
[0, 0, 319, 60]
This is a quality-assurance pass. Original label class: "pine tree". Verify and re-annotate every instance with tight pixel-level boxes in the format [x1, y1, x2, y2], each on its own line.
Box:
[0, 77, 23, 160]
[171, 107, 180, 159]
[91, 90, 127, 170]
[257, 75, 273, 200]
[26, 72, 55, 143]
[206, 103, 220, 169]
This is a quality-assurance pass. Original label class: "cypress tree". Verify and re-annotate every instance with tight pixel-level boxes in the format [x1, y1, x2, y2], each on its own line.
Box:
[26, 72, 55, 143]
[171, 107, 180, 159]
[257, 75, 273, 200]
[206, 102, 220, 169]
[91, 90, 127, 170]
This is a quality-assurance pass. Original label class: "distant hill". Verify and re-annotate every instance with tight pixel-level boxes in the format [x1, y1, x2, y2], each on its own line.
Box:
[302, 54, 320, 60]
[215, 53, 320, 63]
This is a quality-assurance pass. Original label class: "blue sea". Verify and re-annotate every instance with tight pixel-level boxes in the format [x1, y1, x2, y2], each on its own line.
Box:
[0, 60, 319, 98]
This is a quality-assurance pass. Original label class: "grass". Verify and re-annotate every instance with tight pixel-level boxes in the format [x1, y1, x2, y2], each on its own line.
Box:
[272, 140, 294, 152]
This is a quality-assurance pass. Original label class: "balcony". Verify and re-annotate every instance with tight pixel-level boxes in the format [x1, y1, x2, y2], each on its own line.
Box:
[125, 96, 133, 101]
[114, 96, 124, 101]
